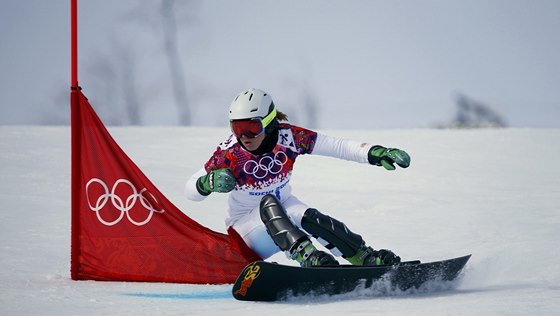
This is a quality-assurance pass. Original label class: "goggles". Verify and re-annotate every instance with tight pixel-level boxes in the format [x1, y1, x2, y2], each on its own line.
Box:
[230, 108, 277, 138]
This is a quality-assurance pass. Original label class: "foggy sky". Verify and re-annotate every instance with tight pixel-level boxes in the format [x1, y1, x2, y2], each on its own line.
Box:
[1, 0, 559, 128]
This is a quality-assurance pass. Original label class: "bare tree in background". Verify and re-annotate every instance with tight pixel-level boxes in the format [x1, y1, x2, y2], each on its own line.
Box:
[455, 93, 507, 128]
[301, 84, 319, 129]
[80, 40, 142, 126]
[300, 62, 319, 129]
[43, 1, 196, 126]
[41, 87, 71, 125]
[124, 0, 196, 125]
[161, 0, 191, 125]
[435, 93, 507, 129]
[114, 40, 142, 125]
[85, 53, 124, 125]
[280, 61, 320, 129]
[44, 49, 134, 126]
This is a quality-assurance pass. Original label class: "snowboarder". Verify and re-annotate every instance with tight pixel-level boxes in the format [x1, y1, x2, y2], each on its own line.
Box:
[185, 88, 410, 267]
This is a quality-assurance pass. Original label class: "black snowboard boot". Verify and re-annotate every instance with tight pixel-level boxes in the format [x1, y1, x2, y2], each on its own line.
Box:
[290, 239, 339, 267]
[346, 244, 401, 266]
[260, 194, 339, 267]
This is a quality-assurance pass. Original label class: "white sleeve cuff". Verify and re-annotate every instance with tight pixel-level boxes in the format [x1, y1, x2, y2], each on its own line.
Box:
[184, 167, 209, 201]
[312, 133, 370, 163]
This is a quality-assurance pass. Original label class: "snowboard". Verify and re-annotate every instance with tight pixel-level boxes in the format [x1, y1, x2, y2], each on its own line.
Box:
[232, 254, 471, 301]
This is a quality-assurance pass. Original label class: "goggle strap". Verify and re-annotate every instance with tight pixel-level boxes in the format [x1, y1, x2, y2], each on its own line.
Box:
[261, 108, 277, 128]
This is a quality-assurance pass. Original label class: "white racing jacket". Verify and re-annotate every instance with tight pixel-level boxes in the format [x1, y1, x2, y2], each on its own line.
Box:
[185, 123, 371, 227]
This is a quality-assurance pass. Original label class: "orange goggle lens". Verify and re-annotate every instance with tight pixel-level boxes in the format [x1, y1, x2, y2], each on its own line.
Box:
[230, 119, 264, 138]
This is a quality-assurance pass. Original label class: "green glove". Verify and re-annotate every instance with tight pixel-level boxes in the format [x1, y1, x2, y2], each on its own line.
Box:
[196, 168, 235, 195]
[368, 145, 410, 171]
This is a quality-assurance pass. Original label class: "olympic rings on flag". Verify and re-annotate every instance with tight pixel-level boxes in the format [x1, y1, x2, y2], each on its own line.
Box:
[85, 178, 165, 226]
[243, 151, 288, 179]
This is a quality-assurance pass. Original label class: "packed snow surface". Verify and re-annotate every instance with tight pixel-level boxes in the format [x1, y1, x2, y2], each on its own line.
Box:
[1, 126, 559, 315]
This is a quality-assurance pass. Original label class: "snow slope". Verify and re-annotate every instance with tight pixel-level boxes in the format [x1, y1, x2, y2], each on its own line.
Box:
[1, 126, 559, 315]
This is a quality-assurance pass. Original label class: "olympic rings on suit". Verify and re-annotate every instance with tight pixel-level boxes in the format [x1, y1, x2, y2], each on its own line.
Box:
[243, 151, 288, 179]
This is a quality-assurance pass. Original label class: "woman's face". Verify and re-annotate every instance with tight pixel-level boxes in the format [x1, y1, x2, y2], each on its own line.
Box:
[239, 133, 266, 151]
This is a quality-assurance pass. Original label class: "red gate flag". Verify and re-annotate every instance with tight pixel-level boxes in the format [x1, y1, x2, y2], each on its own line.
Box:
[70, 89, 260, 283]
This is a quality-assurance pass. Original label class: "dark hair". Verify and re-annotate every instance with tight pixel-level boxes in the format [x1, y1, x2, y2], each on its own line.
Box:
[276, 110, 288, 122]
[264, 109, 287, 135]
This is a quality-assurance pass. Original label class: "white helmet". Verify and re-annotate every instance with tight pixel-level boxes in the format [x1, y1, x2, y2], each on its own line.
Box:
[229, 88, 275, 121]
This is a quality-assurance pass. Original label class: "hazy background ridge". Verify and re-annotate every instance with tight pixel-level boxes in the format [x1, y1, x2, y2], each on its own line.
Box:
[1, 0, 559, 128]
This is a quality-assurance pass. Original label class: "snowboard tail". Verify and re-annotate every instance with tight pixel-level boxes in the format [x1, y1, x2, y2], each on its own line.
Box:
[232, 255, 471, 301]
